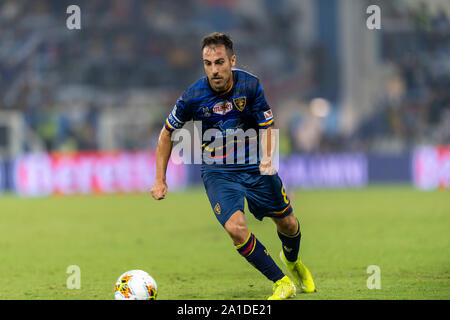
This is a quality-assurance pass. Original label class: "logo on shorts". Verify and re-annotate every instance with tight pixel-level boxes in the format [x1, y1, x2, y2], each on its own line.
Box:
[233, 97, 246, 112]
[214, 203, 221, 215]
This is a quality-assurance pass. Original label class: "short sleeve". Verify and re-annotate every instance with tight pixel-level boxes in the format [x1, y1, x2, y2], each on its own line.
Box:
[251, 79, 274, 129]
[164, 95, 192, 132]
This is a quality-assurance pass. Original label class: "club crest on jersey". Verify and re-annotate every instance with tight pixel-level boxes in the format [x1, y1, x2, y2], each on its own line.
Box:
[233, 97, 246, 112]
[212, 101, 233, 115]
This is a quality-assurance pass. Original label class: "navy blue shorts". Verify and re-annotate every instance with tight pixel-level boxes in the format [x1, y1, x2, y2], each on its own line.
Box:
[201, 169, 293, 227]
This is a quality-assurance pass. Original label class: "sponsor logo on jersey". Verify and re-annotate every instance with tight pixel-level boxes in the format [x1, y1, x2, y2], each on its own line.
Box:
[212, 101, 233, 115]
[264, 109, 273, 120]
[201, 106, 212, 117]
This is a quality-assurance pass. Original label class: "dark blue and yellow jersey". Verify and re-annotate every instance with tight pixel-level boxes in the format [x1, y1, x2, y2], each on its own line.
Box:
[164, 69, 274, 171]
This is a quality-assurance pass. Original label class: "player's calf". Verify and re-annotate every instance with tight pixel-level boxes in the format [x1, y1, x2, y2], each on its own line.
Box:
[225, 211, 285, 283]
[273, 214, 301, 262]
[235, 232, 285, 283]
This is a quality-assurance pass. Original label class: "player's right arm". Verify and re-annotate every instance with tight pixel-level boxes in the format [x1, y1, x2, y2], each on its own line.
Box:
[150, 94, 192, 200]
[151, 127, 173, 200]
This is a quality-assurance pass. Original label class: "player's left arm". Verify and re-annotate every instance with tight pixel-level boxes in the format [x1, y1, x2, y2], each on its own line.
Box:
[251, 78, 277, 175]
[259, 125, 277, 175]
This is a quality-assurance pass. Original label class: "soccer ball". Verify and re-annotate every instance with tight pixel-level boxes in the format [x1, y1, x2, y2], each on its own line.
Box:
[114, 270, 158, 300]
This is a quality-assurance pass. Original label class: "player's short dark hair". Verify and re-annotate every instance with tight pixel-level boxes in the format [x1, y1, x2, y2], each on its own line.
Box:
[201, 32, 234, 56]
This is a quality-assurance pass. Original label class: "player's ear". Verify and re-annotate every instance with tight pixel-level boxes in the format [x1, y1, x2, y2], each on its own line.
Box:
[230, 54, 236, 67]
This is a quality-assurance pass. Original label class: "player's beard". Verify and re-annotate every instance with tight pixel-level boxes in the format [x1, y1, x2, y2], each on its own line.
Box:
[210, 73, 232, 92]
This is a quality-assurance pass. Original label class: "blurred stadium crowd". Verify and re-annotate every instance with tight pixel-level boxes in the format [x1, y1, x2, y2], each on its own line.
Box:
[0, 0, 449, 155]
[352, 1, 450, 153]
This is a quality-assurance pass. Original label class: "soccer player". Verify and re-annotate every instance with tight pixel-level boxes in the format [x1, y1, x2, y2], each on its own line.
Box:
[151, 32, 315, 300]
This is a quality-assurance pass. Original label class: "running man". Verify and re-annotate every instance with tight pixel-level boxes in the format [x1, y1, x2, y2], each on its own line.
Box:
[151, 32, 315, 299]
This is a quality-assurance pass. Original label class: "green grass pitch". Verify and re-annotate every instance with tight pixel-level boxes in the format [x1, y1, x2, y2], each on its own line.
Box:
[0, 186, 448, 300]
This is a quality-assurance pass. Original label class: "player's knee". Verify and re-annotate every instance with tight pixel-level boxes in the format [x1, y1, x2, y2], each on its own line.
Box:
[226, 223, 249, 244]
[224, 214, 249, 245]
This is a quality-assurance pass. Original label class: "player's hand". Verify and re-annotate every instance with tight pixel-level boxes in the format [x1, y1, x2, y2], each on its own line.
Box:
[150, 181, 168, 200]
[259, 159, 277, 175]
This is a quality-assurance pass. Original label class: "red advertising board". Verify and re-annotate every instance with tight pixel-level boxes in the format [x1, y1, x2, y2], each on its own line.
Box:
[13, 151, 187, 196]
[413, 146, 450, 190]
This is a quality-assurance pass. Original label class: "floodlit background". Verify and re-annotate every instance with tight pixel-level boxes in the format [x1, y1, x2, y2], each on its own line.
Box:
[0, 0, 450, 193]
[0, 0, 449, 300]
[0, 0, 449, 194]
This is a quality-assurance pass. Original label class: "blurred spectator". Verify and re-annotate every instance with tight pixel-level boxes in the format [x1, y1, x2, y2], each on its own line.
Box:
[0, 0, 448, 154]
